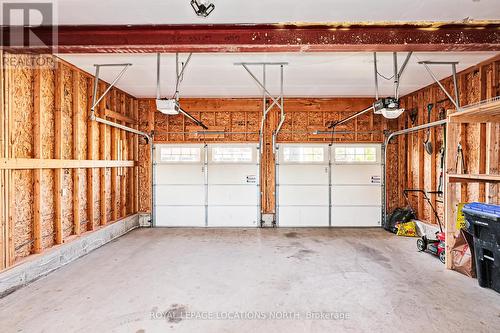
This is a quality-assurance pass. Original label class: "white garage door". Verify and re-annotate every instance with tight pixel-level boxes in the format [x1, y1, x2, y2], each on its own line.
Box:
[277, 144, 330, 227]
[154, 144, 260, 227]
[277, 144, 382, 227]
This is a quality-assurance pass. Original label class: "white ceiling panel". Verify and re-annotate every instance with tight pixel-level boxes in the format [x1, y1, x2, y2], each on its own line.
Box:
[43, 0, 500, 25]
[57, 52, 498, 98]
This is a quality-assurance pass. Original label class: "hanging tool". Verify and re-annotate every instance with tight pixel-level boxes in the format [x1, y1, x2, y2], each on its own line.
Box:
[437, 110, 446, 196]
[423, 103, 434, 155]
[437, 146, 445, 195]
[408, 108, 418, 125]
[456, 143, 467, 174]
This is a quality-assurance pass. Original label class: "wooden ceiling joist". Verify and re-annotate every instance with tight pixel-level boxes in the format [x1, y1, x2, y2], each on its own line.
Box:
[2, 22, 500, 53]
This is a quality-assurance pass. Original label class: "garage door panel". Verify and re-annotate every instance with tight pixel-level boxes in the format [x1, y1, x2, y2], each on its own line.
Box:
[279, 207, 329, 227]
[208, 165, 257, 184]
[208, 186, 257, 205]
[331, 164, 381, 185]
[332, 206, 381, 227]
[154, 143, 259, 227]
[279, 165, 329, 184]
[155, 185, 205, 205]
[155, 206, 205, 227]
[208, 206, 258, 227]
[155, 165, 204, 185]
[332, 185, 381, 206]
[279, 186, 329, 206]
[278, 144, 382, 228]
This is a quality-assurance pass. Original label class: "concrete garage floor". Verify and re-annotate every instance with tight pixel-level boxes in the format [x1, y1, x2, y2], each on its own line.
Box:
[0, 228, 499, 332]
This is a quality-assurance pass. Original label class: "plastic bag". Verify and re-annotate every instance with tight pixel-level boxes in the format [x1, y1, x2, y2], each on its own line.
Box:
[396, 221, 418, 237]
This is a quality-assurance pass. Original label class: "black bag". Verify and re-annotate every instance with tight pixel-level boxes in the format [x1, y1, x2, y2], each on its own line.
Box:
[385, 207, 416, 234]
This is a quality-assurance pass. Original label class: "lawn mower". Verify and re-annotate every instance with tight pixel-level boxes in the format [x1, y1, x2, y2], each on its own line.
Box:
[402, 189, 446, 264]
[417, 231, 446, 264]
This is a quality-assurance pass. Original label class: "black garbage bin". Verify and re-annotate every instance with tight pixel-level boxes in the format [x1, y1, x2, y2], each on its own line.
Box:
[463, 203, 500, 293]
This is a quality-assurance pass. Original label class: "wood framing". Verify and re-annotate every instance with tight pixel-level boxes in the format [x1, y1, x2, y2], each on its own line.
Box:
[448, 99, 500, 123]
[99, 83, 107, 227]
[110, 91, 118, 222]
[393, 55, 500, 222]
[54, 63, 63, 245]
[133, 100, 139, 213]
[0, 53, 140, 271]
[139, 97, 390, 215]
[32, 64, 42, 253]
[119, 95, 127, 218]
[0, 159, 134, 170]
[86, 77, 95, 231]
[105, 108, 136, 125]
[0, 50, 4, 269]
[445, 100, 500, 269]
[72, 71, 81, 235]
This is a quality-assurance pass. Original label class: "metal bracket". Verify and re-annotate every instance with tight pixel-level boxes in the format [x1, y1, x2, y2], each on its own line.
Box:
[235, 62, 287, 154]
[90, 63, 131, 116]
[173, 53, 193, 100]
[418, 61, 460, 110]
[373, 52, 412, 100]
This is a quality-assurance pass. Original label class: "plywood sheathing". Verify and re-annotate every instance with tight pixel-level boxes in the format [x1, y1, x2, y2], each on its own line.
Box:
[39, 60, 55, 249]
[61, 66, 74, 238]
[10, 55, 34, 259]
[138, 99, 153, 212]
[393, 55, 500, 225]
[77, 75, 89, 233]
[1, 53, 140, 268]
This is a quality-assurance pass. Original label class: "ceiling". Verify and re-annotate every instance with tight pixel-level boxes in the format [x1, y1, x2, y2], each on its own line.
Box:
[46, 0, 499, 25]
[58, 52, 498, 98]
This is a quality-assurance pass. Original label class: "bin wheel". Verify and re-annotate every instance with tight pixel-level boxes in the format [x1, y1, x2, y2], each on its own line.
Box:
[417, 238, 426, 252]
[439, 251, 446, 264]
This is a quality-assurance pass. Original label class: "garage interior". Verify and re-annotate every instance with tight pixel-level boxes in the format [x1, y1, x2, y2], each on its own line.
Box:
[0, 1, 500, 332]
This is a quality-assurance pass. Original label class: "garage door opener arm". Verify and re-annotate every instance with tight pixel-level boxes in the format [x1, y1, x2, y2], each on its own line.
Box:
[235, 62, 288, 153]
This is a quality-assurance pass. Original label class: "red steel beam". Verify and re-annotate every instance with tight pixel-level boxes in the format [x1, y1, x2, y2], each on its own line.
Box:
[2, 22, 500, 53]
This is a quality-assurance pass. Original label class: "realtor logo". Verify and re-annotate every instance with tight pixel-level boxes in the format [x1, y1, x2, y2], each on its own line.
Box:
[1, 1, 57, 53]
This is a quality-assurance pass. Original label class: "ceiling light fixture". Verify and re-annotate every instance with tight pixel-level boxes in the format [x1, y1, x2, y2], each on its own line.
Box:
[190, 0, 215, 17]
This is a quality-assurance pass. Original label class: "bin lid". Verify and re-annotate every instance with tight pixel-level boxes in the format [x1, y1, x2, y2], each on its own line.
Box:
[463, 202, 500, 218]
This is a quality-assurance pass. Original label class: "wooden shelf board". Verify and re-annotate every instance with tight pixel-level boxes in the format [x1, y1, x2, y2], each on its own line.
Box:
[447, 173, 500, 183]
[448, 99, 500, 123]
